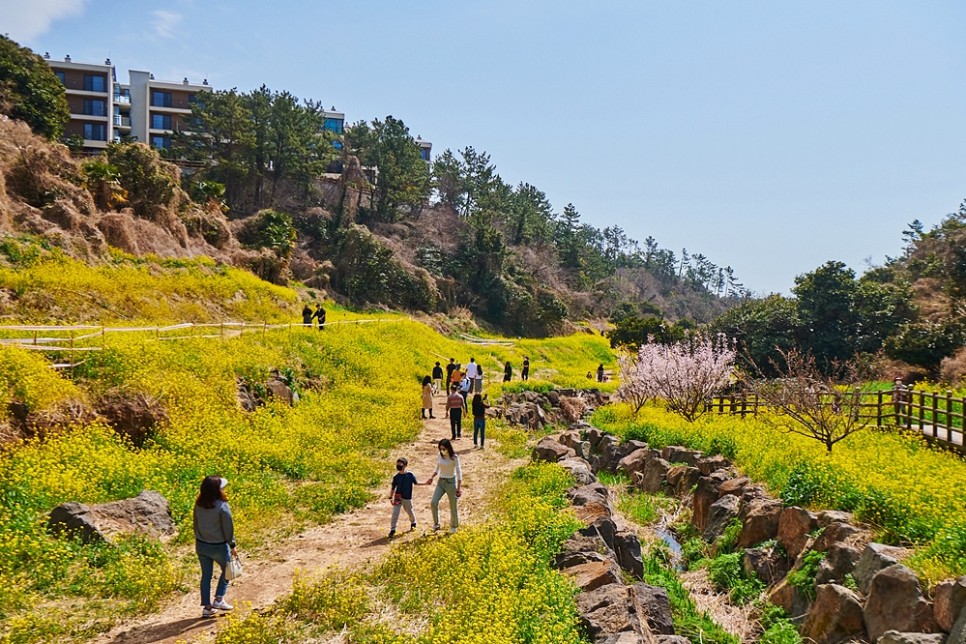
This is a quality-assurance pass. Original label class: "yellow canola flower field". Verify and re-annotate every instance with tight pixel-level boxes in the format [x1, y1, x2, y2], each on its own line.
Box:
[593, 403, 966, 582]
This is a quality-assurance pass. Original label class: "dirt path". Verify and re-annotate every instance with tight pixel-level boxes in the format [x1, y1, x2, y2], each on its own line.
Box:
[98, 403, 519, 644]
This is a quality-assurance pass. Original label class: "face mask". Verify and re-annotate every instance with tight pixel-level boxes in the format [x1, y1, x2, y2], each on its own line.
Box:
[396, 464, 404, 471]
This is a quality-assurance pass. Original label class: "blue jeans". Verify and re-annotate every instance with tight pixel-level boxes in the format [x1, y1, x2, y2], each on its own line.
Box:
[473, 418, 485, 447]
[196, 540, 230, 606]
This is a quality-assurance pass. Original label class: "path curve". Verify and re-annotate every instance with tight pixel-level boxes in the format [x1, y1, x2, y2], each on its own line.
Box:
[97, 405, 518, 644]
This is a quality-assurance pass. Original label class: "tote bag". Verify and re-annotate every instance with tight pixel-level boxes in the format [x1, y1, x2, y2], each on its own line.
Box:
[225, 554, 243, 580]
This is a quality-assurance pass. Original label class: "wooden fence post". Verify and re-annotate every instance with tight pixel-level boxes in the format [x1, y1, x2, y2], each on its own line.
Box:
[931, 391, 939, 438]
[876, 390, 883, 427]
[946, 390, 954, 442]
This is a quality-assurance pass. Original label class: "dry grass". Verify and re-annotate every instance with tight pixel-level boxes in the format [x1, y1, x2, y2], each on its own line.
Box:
[680, 568, 760, 642]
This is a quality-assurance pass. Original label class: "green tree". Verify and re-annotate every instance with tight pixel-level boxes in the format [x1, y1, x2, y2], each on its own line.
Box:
[712, 294, 802, 376]
[506, 183, 554, 245]
[106, 142, 179, 219]
[793, 261, 860, 369]
[0, 36, 69, 139]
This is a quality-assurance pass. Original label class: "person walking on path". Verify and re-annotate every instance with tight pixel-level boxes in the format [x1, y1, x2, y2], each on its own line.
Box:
[313, 303, 327, 330]
[445, 365, 462, 418]
[431, 362, 444, 395]
[597, 363, 605, 383]
[464, 358, 479, 382]
[445, 358, 456, 389]
[471, 393, 489, 449]
[503, 361, 512, 382]
[421, 376, 436, 419]
[301, 304, 313, 326]
[447, 383, 466, 439]
[474, 365, 483, 394]
[426, 439, 462, 533]
[388, 457, 421, 539]
[193, 476, 237, 619]
[459, 371, 473, 406]
[521, 356, 530, 381]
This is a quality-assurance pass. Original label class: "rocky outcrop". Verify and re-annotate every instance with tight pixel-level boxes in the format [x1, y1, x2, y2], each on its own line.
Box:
[801, 583, 866, 644]
[47, 490, 176, 544]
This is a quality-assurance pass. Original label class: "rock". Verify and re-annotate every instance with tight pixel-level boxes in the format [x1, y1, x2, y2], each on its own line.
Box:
[661, 446, 702, 466]
[532, 437, 576, 463]
[558, 430, 581, 448]
[614, 531, 644, 580]
[580, 517, 619, 552]
[815, 543, 863, 586]
[654, 637, 690, 644]
[47, 490, 176, 544]
[933, 576, 966, 632]
[587, 427, 605, 449]
[570, 483, 610, 506]
[629, 583, 675, 635]
[949, 609, 966, 644]
[696, 454, 731, 476]
[560, 457, 597, 485]
[236, 381, 258, 412]
[640, 457, 671, 494]
[738, 498, 783, 548]
[703, 495, 741, 542]
[855, 543, 908, 594]
[546, 390, 561, 407]
[769, 578, 812, 621]
[672, 467, 702, 497]
[576, 441, 593, 460]
[718, 476, 751, 498]
[597, 633, 645, 644]
[801, 583, 866, 644]
[597, 433, 619, 456]
[265, 376, 295, 405]
[743, 546, 791, 586]
[813, 521, 864, 553]
[692, 477, 721, 532]
[617, 448, 650, 480]
[778, 507, 818, 559]
[619, 440, 650, 460]
[817, 510, 854, 527]
[554, 548, 612, 570]
[877, 632, 947, 644]
[565, 560, 625, 593]
[576, 583, 633, 637]
[864, 564, 938, 642]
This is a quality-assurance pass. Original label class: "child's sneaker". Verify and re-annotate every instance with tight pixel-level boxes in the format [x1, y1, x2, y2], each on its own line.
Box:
[388, 529, 396, 539]
[212, 598, 233, 611]
[410, 522, 417, 530]
[432, 524, 440, 532]
[202, 606, 217, 618]
[450, 527, 458, 534]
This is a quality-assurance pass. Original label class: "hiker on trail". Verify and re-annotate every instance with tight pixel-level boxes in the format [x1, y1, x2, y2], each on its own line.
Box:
[301, 304, 313, 326]
[447, 383, 466, 439]
[893, 377, 909, 423]
[597, 363, 605, 383]
[464, 357, 479, 382]
[193, 475, 237, 619]
[313, 304, 327, 330]
[445, 358, 456, 389]
[503, 361, 512, 382]
[521, 356, 530, 381]
[446, 365, 462, 418]
[421, 376, 436, 419]
[472, 393, 489, 449]
[388, 457, 421, 539]
[431, 362, 444, 395]
[474, 364, 483, 394]
[459, 372, 473, 406]
[426, 438, 462, 534]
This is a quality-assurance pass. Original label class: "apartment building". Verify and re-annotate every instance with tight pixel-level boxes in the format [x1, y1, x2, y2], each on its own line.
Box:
[45, 54, 210, 153]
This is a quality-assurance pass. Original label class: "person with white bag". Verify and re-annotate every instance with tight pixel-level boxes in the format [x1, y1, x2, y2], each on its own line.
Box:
[193, 475, 238, 618]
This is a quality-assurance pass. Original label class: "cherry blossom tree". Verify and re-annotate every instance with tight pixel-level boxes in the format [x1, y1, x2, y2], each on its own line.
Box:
[616, 351, 652, 412]
[624, 335, 736, 422]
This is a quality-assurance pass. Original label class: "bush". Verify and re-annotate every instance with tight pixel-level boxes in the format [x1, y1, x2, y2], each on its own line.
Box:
[0, 36, 69, 140]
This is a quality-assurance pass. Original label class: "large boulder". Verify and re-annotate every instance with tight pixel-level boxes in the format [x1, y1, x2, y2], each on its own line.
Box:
[863, 564, 939, 642]
[769, 577, 812, 621]
[614, 531, 644, 580]
[815, 543, 863, 586]
[813, 520, 864, 553]
[666, 465, 702, 497]
[855, 543, 909, 594]
[580, 517, 619, 553]
[554, 533, 616, 569]
[47, 490, 176, 544]
[743, 546, 791, 586]
[801, 583, 866, 644]
[576, 583, 633, 638]
[877, 633, 948, 644]
[692, 476, 721, 532]
[628, 583, 675, 635]
[778, 507, 818, 559]
[660, 446, 702, 466]
[703, 494, 740, 542]
[737, 497, 783, 548]
[617, 448, 650, 480]
[934, 576, 966, 632]
[532, 437, 575, 463]
[559, 457, 597, 485]
[639, 457, 671, 494]
[696, 454, 731, 476]
[564, 560, 625, 593]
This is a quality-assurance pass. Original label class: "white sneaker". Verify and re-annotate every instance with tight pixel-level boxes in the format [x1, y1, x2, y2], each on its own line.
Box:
[202, 606, 217, 618]
[212, 599, 233, 611]
[450, 527, 458, 534]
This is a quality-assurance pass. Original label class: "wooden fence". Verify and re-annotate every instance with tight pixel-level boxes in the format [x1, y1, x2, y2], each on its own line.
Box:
[707, 388, 966, 452]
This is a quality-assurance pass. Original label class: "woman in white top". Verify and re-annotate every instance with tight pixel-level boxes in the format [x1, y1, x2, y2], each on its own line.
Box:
[426, 438, 462, 533]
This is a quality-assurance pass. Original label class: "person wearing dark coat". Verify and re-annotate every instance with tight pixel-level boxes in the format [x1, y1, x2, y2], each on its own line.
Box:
[503, 361, 512, 382]
[302, 304, 313, 326]
[313, 304, 326, 330]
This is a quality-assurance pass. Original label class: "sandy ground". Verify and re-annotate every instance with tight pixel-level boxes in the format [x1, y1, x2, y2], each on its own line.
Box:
[97, 401, 519, 644]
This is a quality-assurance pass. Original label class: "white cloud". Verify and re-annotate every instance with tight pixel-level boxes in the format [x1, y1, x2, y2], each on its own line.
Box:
[151, 10, 182, 39]
[3, 0, 86, 41]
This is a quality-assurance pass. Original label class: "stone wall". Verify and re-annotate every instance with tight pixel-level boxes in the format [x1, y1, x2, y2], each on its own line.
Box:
[534, 427, 966, 644]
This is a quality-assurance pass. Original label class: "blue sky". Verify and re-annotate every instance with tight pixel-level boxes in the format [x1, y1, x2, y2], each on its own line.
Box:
[7, 1, 966, 295]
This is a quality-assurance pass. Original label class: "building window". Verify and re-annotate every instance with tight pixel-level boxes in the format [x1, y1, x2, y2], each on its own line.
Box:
[150, 135, 170, 150]
[324, 118, 344, 134]
[151, 114, 172, 130]
[420, 148, 431, 161]
[54, 71, 65, 84]
[151, 91, 173, 108]
[83, 99, 107, 116]
[83, 74, 106, 92]
[83, 123, 106, 141]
